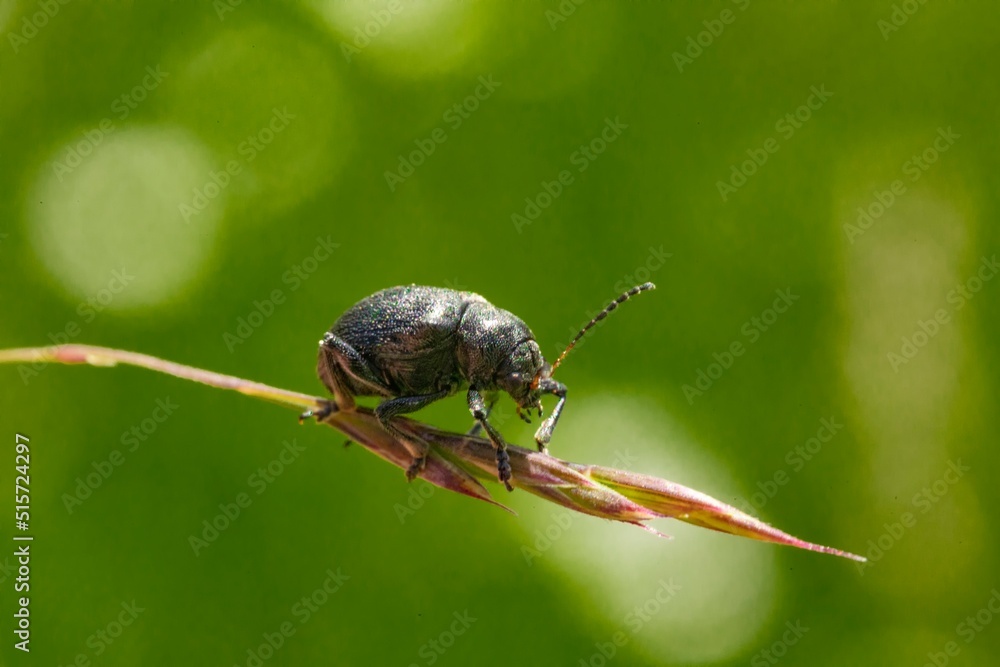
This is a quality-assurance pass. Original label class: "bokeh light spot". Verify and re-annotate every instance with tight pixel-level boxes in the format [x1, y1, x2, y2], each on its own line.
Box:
[304, 0, 486, 78]
[27, 124, 222, 310]
[166, 23, 353, 219]
[517, 393, 776, 664]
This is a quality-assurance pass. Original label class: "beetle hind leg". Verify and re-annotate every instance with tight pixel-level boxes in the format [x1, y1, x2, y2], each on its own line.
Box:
[298, 399, 337, 424]
[316, 332, 394, 412]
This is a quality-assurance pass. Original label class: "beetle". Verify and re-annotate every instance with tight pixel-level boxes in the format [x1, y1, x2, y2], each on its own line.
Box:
[305, 282, 655, 491]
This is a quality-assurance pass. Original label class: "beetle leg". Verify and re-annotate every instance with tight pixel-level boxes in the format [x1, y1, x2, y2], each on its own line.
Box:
[533, 378, 567, 453]
[298, 399, 338, 424]
[468, 387, 514, 491]
[316, 333, 391, 411]
[375, 389, 451, 481]
[515, 405, 532, 424]
[467, 393, 497, 437]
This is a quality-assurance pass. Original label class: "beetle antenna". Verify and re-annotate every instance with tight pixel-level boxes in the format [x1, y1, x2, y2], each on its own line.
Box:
[549, 282, 656, 375]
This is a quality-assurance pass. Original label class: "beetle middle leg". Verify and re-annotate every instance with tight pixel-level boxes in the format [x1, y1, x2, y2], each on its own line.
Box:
[375, 389, 451, 481]
[468, 387, 513, 491]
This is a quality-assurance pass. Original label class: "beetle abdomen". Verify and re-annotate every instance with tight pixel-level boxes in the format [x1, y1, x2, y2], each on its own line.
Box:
[330, 285, 482, 395]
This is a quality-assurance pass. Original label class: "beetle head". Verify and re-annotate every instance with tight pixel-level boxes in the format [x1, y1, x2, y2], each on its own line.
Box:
[496, 339, 549, 420]
[495, 283, 655, 425]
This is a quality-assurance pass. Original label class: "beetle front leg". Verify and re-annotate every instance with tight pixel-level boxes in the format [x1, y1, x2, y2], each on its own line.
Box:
[533, 379, 567, 454]
[467, 392, 497, 437]
[468, 387, 513, 491]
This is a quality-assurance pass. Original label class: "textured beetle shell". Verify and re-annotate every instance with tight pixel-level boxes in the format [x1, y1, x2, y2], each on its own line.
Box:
[327, 285, 537, 397]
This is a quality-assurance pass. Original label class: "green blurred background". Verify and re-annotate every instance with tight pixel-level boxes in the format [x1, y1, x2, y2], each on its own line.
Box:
[2, 1, 998, 665]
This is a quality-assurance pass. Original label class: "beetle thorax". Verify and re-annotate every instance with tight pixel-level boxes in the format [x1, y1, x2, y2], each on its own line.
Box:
[455, 301, 544, 395]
